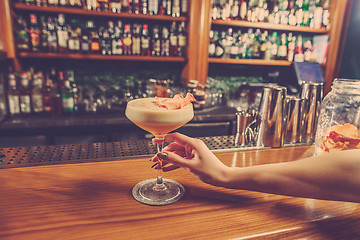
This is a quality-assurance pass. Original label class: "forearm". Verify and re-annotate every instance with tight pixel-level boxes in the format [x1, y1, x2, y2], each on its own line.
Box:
[219, 150, 360, 202]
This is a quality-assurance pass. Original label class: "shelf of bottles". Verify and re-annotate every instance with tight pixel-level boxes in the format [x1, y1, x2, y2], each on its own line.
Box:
[12, 0, 188, 61]
[208, 0, 330, 66]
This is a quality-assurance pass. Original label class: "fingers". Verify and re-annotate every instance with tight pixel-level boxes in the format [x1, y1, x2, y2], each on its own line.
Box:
[163, 132, 199, 146]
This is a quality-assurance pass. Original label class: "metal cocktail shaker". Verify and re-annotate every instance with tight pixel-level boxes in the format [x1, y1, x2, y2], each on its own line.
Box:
[284, 96, 303, 144]
[256, 86, 287, 148]
[299, 82, 323, 144]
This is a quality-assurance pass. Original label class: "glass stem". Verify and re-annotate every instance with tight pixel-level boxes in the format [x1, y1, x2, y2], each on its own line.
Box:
[155, 138, 165, 188]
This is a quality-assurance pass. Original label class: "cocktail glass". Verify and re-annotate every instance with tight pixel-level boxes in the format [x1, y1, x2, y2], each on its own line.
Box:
[125, 97, 194, 206]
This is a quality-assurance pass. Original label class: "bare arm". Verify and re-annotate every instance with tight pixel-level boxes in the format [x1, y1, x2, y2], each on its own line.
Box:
[222, 150, 360, 202]
[155, 133, 360, 203]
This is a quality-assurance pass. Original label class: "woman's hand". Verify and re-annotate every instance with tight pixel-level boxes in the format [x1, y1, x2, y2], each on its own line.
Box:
[152, 133, 230, 186]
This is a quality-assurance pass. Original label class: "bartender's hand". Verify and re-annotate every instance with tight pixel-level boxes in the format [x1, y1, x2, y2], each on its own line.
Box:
[152, 133, 229, 186]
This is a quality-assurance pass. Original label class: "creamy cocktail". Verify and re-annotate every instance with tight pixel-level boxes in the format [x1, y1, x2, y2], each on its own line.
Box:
[125, 94, 195, 206]
[125, 97, 194, 138]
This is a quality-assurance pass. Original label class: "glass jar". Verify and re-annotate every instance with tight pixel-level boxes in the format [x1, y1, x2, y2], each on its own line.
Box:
[314, 78, 360, 155]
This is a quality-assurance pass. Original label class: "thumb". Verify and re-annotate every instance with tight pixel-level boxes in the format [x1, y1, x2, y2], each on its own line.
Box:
[162, 151, 191, 169]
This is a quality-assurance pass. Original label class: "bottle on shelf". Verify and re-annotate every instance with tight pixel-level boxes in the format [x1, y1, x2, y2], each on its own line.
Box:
[19, 72, 32, 115]
[122, 24, 133, 55]
[208, 30, 216, 58]
[15, 15, 30, 52]
[140, 24, 151, 56]
[50, 68, 63, 115]
[148, 0, 159, 15]
[151, 25, 161, 56]
[277, 33, 287, 60]
[67, 70, 79, 112]
[47, 17, 58, 53]
[7, 74, 21, 117]
[61, 79, 75, 113]
[169, 21, 178, 56]
[132, 24, 141, 56]
[28, 14, 41, 52]
[42, 73, 54, 115]
[160, 26, 170, 56]
[177, 21, 186, 57]
[101, 27, 112, 55]
[110, 0, 122, 13]
[68, 27, 81, 53]
[57, 14, 69, 53]
[112, 20, 124, 55]
[294, 35, 304, 62]
[31, 72, 44, 114]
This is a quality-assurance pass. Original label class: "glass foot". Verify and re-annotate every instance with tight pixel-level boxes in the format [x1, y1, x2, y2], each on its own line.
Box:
[132, 178, 185, 206]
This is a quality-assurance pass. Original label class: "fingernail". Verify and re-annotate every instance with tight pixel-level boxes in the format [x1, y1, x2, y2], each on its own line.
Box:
[151, 163, 158, 168]
[157, 152, 168, 160]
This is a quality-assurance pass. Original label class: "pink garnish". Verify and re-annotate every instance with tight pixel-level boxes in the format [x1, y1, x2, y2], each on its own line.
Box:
[156, 93, 195, 110]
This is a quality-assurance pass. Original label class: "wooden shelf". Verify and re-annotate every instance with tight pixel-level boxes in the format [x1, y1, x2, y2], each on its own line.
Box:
[212, 19, 329, 34]
[208, 58, 293, 66]
[13, 3, 187, 22]
[18, 52, 186, 62]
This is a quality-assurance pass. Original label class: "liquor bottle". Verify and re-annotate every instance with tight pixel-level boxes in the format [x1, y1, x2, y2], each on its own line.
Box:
[172, 0, 181, 17]
[230, 0, 239, 20]
[151, 25, 161, 56]
[159, 0, 166, 15]
[90, 31, 101, 54]
[42, 73, 53, 115]
[47, 17, 58, 53]
[80, 29, 90, 54]
[19, 72, 32, 115]
[230, 30, 240, 59]
[303, 39, 313, 62]
[165, 0, 172, 15]
[121, 0, 129, 12]
[148, 0, 159, 15]
[67, 71, 79, 112]
[48, 0, 59, 6]
[140, 0, 148, 14]
[259, 30, 268, 59]
[133, 0, 140, 14]
[15, 15, 30, 52]
[239, 33, 249, 59]
[7, 74, 21, 116]
[68, 28, 81, 53]
[40, 16, 49, 52]
[277, 33, 287, 60]
[313, 0, 323, 29]
[97, 0, 110, 11]
[177, 21, 186, 57]
[302, 0, 310, 26]
[250, 28, 261, 59]
[322, 0, 330, 29]
[57, 14, 69, 53]
[31, 73, 44, 114]
[294, 35, 304, 62]
[112, 21, 123, 55]
[101, 28, 112, 55]
[122, 24, 132, 55]
[239, 0, 247, 20]
[295, 0, 304, 26]
[86, 0, 97, 10]
[215, 31, 225, 58]
[287, 35, 296, 61]
[132, 24, 141, 56]
[169, 22, 178, 56]
[271, 32, 279, 60]
[160, 26, 170, 56]
[110, 0, 122, 13]
[50, 68, 63, 115]
[59, 0, 68, 6]
[28, 14, 41, 52]
[25, 0, 35, 5]
[208, 30, 216, 58]
[61, 80, 75, 113]
[223, 27, 233, 59]
[140, 24, 150, 56]
[181, 0, 188, 16]
[69, 0, 82, 7]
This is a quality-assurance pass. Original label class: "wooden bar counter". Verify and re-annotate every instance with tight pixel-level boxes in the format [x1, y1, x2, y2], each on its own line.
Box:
[0, 143, 359, 239]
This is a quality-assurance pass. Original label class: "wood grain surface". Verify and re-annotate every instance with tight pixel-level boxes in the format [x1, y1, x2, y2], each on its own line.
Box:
[0, 146, 359, 240]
